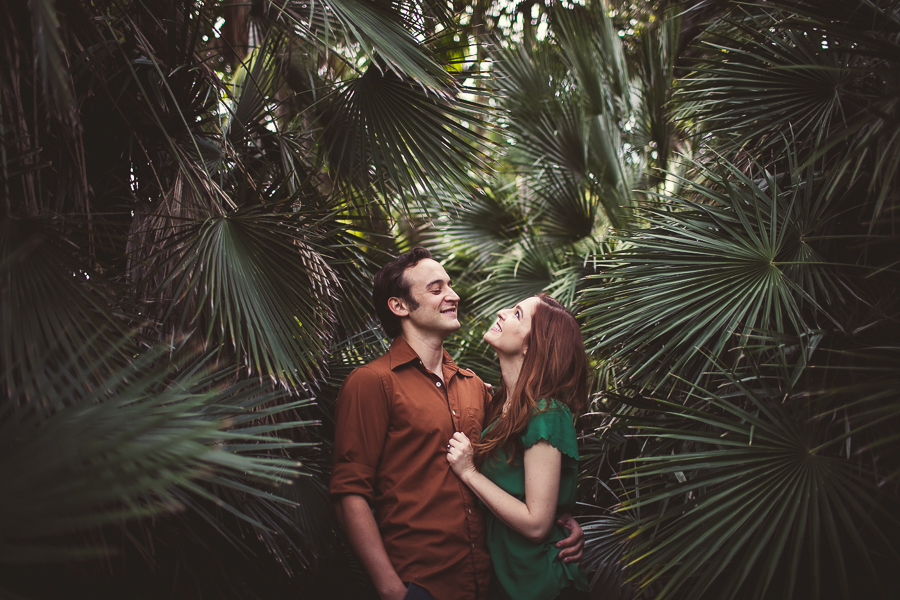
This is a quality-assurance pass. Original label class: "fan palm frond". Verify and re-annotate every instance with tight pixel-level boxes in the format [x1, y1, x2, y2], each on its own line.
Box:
[814, 345, 900, 484]
[467, 236, 590, 320]
[419, 184, 526, 274]
[324, 65, 492, 206]
[491, 40, 568, 133]
[613, 366, 900, 600]
[677, 1, 900, 221]
[0, 216, 136, 405]
[580, 509, 638, 600]
[554, 1, 630, 117]
[637, 9, 680, 177]
[26, 0, 74, 123]
[147, 206, 343, 385]
[270, 0, 453, 90]
[0, 346, 313, 566]
[581, 155, 843, 388]
[531, 168, 601, 245]
[444, 315, 501, 391]
[677, 11, 861, 154]
[225, 33, 285, 144]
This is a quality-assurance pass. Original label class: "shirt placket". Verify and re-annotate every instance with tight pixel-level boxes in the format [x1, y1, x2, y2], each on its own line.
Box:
[444, 368, 462, 432]
[446, 373, 485, 598]
[420, 360, 458, 433]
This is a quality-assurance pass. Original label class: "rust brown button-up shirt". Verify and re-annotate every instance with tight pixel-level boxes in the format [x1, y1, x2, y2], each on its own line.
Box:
[330, 336, 492, 600]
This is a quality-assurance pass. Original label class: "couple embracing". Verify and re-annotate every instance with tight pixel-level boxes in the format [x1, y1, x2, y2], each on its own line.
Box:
[331, 248, 590, 600]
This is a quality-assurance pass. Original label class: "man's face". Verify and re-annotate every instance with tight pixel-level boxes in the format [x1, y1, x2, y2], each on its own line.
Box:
[400, 258, 461, 338]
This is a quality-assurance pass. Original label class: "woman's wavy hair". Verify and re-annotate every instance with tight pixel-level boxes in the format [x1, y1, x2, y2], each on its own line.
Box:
[474, 294, 588, 466]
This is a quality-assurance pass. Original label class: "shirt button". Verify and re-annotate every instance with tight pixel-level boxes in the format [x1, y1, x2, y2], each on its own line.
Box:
[471, 543, 475, 549]
[468, 508, 472, 514]
[435, 381, 442, 387]
[452, 409, 456, 415]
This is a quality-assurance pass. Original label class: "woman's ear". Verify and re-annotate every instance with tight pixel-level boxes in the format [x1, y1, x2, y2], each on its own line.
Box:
[388, 296, 409, 318]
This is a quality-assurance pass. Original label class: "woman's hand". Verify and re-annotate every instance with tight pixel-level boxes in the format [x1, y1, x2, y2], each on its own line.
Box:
[446, 431, 477, 481]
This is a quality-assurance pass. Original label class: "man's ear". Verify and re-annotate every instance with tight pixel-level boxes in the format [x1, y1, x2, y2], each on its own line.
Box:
[387, 297, 409, 318]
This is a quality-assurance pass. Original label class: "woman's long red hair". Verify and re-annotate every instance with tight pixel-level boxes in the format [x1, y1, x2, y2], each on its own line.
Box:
[474, 294, 588, 466]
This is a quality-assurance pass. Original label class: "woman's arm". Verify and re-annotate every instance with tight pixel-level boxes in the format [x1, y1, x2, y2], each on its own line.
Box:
[447, 431, 561, 543]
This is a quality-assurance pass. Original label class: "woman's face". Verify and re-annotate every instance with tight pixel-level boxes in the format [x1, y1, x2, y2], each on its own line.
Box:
[483, 296, 541, 357]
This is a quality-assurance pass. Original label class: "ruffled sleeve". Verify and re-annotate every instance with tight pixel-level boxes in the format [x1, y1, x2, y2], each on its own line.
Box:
[521, 399, 579, 460]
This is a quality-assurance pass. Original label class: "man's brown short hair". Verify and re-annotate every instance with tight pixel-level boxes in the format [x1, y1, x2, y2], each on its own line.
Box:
[372, 247, 432, 338]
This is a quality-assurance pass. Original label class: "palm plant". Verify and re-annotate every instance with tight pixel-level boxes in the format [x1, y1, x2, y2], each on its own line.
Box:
[577, 1, 900, 598]
[389, 0, 900, 597]
[1, 0, 492, 596]
[411, 2, 684, 376]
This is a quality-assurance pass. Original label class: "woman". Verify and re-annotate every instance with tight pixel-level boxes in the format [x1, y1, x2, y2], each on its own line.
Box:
[446, 294, 589, 600]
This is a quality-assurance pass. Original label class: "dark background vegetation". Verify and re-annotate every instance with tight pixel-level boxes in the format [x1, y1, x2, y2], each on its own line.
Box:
[2, 1, 899, 598]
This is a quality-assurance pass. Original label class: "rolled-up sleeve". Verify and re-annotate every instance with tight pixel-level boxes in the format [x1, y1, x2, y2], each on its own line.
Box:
[330, 366, 391, 501]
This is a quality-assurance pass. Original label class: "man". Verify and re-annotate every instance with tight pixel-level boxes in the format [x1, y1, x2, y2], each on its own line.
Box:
[331, 248, 583, 600]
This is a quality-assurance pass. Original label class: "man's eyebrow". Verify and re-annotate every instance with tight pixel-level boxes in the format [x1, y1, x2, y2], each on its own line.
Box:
[425, 278, 446, 288]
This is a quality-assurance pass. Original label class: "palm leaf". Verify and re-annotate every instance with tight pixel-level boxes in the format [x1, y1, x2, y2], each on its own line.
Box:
[636, 9, 680, 177]
[613, 369, 899, 600]
[677, 11, 865, 156]
[0, 216, 136, 406]
[418, 183, 526, 274]
[225, 33, 285, 144]
[580, 156, 843, 388]
[27, 0, 75, 122]
[813, 345, 900, 483]
[490, 19, 637, 229]
[0, 347, 313, 565]
[580, 509, 639, 600]
[269, 0, 453, 90]
[676, 1, 900, 222]
[147, 206, 341, 385]
[554, 1, 630, 117]
[444, 314, 501, 391]
[469, 237, 563, 320]
[323, 65, 493, 206]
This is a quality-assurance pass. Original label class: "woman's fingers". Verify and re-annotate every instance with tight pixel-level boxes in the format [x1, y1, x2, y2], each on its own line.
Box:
[446, 432, 473, 472]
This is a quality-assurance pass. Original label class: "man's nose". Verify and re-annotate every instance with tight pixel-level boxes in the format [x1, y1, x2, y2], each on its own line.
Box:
[447, 287, 460, 301]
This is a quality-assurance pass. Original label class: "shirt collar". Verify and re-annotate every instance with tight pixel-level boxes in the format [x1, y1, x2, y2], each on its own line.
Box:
[388, 335, 474, 378]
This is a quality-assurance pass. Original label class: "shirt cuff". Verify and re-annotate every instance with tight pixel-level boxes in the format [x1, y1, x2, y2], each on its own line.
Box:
[329, 461, 377, 501]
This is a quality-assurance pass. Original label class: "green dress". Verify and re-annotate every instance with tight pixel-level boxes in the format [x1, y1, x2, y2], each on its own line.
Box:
[480, 399, 589, 600]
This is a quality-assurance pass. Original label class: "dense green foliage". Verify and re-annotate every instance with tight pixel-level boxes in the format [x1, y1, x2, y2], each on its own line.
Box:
[1, 0, 490, 597]
[418, 1, 900, 599]
[2, 0, 899, 599]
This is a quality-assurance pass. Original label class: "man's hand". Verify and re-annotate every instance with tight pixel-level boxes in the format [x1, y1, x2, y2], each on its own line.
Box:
[381, 582, 408, 600]
[554, 513, 584, 564]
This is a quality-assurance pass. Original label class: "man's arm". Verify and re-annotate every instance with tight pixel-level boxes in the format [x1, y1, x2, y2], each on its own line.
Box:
[331, 367, 404, 599]
[335, 494, 407, 600]
[554, 513, 584, 564]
